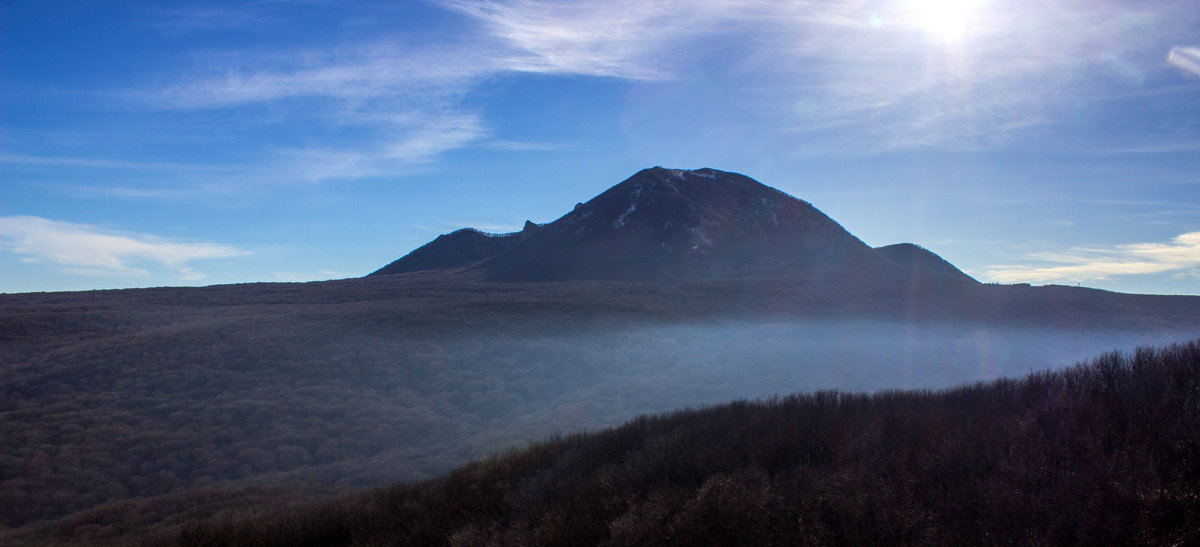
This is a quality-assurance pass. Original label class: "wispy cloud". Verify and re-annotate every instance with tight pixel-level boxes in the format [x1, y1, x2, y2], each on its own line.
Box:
[380, 112, 488, 163]
[152, 6, 281, 34]
[1168, 46, 1200, 78]
[0, 216, 248, 279]
[127, 40, 493, 182]
[6, 116, 486, 189]
[145, 41, 487, 109]
[150, 1, 334, 35]
[83, 0, 1200, 192]
[0, 152, 212, 171]
[484, 139, 563, 151]
[984, 232, 1200, 284]
[437, 0, 759, 79]
[262, 111, 488, 183]
[430, 0, 1187, 150]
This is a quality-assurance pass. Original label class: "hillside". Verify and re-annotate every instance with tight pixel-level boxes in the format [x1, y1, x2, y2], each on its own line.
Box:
[2, 274, 1200, 544]
[152, 339, 1200, 546]
[874, 243, 976, 284]
[371, 222, 541, 276]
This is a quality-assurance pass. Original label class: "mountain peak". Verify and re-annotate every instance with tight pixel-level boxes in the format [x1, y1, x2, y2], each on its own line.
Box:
[564, 167, 813, 233]
[645, 166, 722, 179]
[474, 167, 875, 281]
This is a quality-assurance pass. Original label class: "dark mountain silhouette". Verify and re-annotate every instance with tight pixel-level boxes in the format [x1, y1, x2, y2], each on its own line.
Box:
[373, 167, 977, 283]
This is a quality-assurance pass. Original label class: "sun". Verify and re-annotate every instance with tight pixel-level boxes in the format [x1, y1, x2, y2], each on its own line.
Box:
[907, 0, 980, 42]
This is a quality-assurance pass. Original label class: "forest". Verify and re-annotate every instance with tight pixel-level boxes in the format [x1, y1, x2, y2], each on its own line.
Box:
[2, 273, 1199, 543]
[147, 339, 1200, 545]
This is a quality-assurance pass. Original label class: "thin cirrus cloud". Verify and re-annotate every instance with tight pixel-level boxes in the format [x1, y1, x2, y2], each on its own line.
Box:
[984, 232, 1200, 284]
[439, 0, 1193, 150]
[104, 0, 1196, 187]
[4, 115, 489, 189]
[0, 152, 170, 170]
[265, 111, 488, 183]
[150, 9, 270, 36]
[134, 41, 495, 181]
[1168, 47, 1200, 78]
[0, 216, 248, 280]
[436, 0, 760, 79]
[145, 41, 489, 109]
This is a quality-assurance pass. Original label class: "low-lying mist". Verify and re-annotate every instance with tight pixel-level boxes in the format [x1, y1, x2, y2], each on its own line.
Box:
[159, 340, 1200, 547]
[431, 320, 1188, 441]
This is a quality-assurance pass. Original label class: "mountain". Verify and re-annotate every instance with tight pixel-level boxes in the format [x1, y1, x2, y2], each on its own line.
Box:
[373, 167, 977, 284]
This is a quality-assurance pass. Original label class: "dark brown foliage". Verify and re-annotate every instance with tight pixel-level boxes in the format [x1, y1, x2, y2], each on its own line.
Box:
[158, 339, 1200, 546]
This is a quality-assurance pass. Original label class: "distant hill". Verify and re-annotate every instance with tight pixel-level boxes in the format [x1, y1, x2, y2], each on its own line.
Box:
[874, 242, 976, 285]
[372, 222, 540, 276]
[372, 167, 977, 284]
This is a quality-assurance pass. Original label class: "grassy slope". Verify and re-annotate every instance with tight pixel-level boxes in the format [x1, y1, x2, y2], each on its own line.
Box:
[157, 339, 1200, 546]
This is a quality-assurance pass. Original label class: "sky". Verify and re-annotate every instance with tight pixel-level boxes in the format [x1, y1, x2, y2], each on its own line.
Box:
[1, 0, 1199, 295]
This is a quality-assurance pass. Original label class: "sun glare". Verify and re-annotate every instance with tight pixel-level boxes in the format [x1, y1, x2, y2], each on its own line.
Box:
[907, 0, 980, 42]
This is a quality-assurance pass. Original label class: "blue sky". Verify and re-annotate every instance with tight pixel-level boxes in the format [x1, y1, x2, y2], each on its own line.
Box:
[2, 0, 1198, 294]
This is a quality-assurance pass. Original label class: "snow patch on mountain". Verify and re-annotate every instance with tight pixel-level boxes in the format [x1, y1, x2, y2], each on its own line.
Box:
[759, 197, 779, 226]
[690, 226, 713, 252]
[666, 169, 688, 180]
[613, 202, 637, 229]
